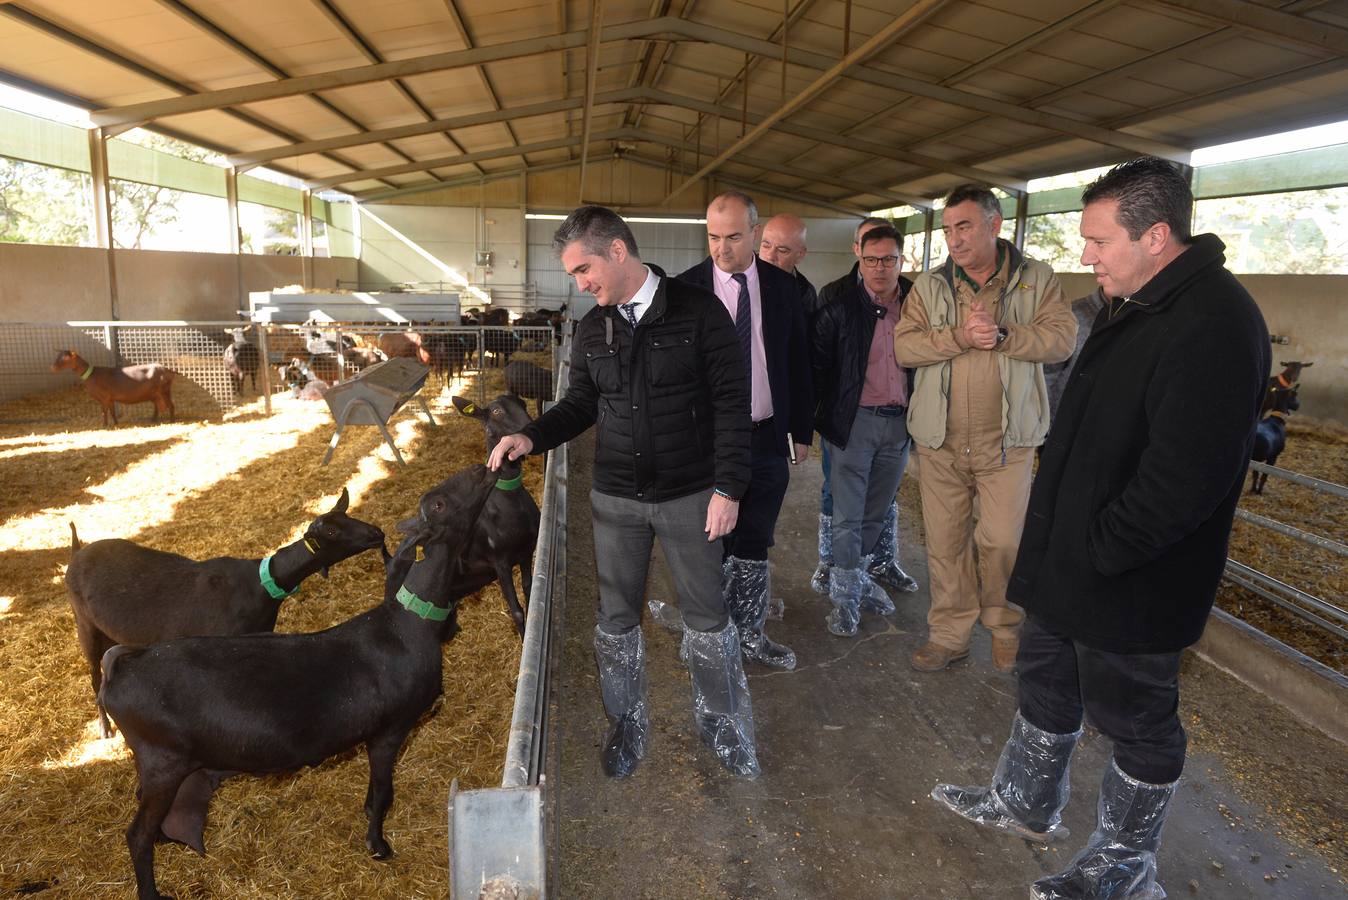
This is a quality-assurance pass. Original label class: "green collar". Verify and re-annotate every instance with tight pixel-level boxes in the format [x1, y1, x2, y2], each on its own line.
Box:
[396, 585, 450, 621]
[258, 555, 298, 600]
[495, 473, 523, 491]
[80, 365, 95, 382]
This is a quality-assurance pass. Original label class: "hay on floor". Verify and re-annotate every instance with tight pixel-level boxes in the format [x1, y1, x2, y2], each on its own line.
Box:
[0, 379, 538, 897]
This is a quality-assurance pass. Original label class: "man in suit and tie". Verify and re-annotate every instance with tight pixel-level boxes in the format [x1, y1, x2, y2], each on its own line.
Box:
[678, 191, 814, 671]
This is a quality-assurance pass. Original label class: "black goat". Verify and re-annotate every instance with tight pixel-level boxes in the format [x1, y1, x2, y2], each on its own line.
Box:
[422, 332, 471, 383]
[481, 328, 521, 367]
[1250, 385, 1299, 494]
[386, 394, 540, 636]
[98, 467, 496, 900]
[1261, 360, 1312, 415]
[503, 360, 554, 418]
[222, 329, 260, 395]
[66, 488, 386, 737]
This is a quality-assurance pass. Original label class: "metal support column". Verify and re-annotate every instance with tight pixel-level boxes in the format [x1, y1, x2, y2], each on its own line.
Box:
[301, 188, 315, 289]
[226, 166, 245, 316]
[87, 127, 119, 320]
[921, 207, 934, 271]
[1013, 189, 1029, 252]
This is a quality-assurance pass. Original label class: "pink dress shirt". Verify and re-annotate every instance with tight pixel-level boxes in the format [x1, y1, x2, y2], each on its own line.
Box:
[858, 285, 909, 408]
[712, 262, 773, 422]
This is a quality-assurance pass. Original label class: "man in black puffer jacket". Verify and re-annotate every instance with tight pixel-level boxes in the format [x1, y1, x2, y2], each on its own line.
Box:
[490, 206, 759, 780]
[932, 158, 1270, 900]
[811, 225, 920, 637]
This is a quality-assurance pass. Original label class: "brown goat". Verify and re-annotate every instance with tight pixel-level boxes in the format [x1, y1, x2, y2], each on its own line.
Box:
[52, 350, 175, 427]
[376, 331, 431, 366]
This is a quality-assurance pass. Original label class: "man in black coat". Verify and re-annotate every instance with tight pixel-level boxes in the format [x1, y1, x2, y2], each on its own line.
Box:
[932, 158, 1270, 900]
[808, 216, 917, 599]
[758, 213, 819, 316]
[810, 225, 919, 637]
[491, 205, 760, 779]
[677, 191, 814, 671]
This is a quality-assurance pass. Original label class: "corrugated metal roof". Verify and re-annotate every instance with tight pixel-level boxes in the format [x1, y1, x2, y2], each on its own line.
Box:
[1, 0, 1346, 208]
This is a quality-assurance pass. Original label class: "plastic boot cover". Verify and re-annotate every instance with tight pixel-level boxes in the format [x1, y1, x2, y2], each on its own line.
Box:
[647, 599, 686, 633]
[931, 712, 1082, 842]
[1031, 759, 1178, 900]
[858, 553, 896, 616]
[682, 622, 760, 778]
[826, 566, 863, 637]
[810, 514, 833, 594]
[766, 595, 785, 621]
[869, 502, 920, 593]
[725, 556, 796, 670]
[593, 626, 650, 778]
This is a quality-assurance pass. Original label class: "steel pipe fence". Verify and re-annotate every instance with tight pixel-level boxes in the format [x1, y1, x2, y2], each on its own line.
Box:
[1225, 461, 1347, 644]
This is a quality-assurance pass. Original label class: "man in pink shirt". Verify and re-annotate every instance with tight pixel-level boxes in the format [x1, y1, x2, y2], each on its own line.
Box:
[809, 225, 916, 636]
[678, 191, 814, 669]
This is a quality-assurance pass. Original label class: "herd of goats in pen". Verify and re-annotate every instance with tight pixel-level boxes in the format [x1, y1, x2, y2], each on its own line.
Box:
[56, 377, 541, 898]
[48, 304, 563, 424]
[29, 298, 1318, 895]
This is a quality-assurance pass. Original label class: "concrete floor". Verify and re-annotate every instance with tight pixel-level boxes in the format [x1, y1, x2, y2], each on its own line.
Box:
[547, 433, 1347, 899]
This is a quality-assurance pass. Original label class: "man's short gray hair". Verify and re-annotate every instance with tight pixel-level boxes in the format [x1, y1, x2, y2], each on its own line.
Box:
[711, 190, 759, 228]
[943, 184, 1002, 222]
[855, 216, 892, 242]
[551, 205, 640, 259]
[1082, 157, 1193, 242]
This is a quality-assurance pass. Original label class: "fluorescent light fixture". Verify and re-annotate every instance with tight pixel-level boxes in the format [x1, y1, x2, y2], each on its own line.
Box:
[526, 213, 706, 224]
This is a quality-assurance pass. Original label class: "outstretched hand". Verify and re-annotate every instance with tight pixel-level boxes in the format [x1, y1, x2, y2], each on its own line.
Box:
[488, 433, 533, 470]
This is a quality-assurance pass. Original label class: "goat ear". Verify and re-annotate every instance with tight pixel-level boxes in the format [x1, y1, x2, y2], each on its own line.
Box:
[333, 487, 350, 514]
[452, 396, 486, 419]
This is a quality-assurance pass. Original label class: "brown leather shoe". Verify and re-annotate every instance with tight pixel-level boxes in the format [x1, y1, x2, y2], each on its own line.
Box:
[992, 637, 1019, 673]
[910, 642, 970, 672]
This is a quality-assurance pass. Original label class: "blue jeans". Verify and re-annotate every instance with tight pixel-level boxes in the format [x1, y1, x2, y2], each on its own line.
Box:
[825, 407, 910, 570]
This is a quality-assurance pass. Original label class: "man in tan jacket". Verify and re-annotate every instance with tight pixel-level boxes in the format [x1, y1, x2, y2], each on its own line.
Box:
[894, 185, 1075, 672]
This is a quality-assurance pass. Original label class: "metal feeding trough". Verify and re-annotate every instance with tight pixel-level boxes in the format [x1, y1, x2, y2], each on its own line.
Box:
[321, 357, 436, 466]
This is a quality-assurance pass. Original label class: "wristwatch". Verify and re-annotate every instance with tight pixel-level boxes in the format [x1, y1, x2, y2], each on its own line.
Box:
[995, 326, 1009, 346]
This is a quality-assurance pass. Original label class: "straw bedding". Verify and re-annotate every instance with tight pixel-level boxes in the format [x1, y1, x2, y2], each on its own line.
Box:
[0, 375, 537, 897]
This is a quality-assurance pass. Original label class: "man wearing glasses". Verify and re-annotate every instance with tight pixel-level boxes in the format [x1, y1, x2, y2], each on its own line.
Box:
[809, 225, 915, 636]
[895, 185, 1074, 673]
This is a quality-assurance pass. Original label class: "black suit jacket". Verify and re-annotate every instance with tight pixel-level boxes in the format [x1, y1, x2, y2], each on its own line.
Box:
[676, 257, 814, 457]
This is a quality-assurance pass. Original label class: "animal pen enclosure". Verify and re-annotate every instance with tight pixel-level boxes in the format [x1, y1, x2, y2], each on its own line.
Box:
[0, 321, 563, 896]
[0, 321, 556, 426]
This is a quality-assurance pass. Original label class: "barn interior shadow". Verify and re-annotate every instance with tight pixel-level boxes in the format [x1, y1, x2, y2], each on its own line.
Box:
[0, 438, 181, 522]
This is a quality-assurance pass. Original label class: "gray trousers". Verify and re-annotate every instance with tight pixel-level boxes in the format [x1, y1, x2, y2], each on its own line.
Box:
[590, 487, 729, 634]
[826, 407, 911, 570]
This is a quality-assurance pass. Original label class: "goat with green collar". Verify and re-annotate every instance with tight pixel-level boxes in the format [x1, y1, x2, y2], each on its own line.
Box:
[51, 348, 176, 427]
[384, 393, 541, 636]
[65, 487, 387, 738]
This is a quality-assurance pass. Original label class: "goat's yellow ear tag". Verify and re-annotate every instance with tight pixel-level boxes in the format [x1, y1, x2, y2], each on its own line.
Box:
[461, 403, 476, 415]
[415, 545, 425, 562]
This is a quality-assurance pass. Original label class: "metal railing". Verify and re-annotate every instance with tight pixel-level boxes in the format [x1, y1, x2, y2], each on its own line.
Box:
[448, 320, 571, 899]
[1224, 462, 1348, 641]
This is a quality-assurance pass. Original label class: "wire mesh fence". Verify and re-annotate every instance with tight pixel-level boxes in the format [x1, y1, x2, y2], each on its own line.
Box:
[0, 321, 259, 424]
[0, 320, 559, 427]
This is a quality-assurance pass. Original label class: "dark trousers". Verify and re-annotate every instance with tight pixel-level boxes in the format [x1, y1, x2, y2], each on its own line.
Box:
[723, 421, 790, 561]
[590, 487, 728, 634]
[1018, 615, 1187, 784]
[819, 441, 833, 516]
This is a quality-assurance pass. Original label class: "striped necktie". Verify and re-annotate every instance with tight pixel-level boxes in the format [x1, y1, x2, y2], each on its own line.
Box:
[619, 302, 638, 328]
[732, 272, 752, 381]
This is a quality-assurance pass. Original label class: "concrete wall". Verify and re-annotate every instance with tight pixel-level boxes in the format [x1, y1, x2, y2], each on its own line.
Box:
[356, 203, 525, 303]
[1059, 272, 1347, 423]
[0, 243, 357, 323]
